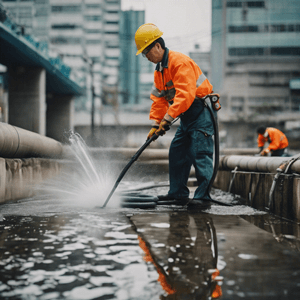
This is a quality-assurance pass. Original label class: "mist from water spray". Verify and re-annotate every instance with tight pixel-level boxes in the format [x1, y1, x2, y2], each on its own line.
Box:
[37, 131, 121, 208]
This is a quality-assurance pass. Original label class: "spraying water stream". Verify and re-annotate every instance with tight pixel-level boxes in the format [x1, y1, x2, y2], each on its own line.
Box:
[35, 131, 122, 208]
[34, 131, 269, 216]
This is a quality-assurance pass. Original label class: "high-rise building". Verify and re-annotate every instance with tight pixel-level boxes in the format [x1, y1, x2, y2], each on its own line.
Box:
[211, 0, 300, 122]
[119, 10, 154, 107]
[49, 0, 120, 111]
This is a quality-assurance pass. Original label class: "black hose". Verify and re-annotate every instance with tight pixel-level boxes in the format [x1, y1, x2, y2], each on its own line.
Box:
[121, 195, 158, 203]
[102, 134, 158, 208]
[121, 202, 157, 209]
[206, 102, 220, 198]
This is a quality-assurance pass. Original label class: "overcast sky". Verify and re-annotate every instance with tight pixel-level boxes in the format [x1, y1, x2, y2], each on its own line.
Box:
[121, 0, 212, 55]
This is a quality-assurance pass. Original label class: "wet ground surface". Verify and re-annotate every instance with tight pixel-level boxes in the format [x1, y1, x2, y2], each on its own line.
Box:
[0, 183, 300, 300]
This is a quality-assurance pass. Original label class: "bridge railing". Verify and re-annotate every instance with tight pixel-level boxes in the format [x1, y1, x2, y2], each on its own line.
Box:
[0, 4, 75, 83]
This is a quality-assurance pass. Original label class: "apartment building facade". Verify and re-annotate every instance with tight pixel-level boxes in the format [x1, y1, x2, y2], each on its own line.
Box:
[119, 10, 155, 108]
[1, 0, 121, 113]
[211, 0, 300, 122]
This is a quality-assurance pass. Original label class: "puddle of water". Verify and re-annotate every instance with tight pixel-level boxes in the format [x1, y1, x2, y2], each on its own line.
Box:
[1, 204, 300, 299]
[1, 131, 300, 298]
[0, 213, 164, 300]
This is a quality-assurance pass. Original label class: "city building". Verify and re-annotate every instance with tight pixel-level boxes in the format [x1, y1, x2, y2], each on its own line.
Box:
[119, 10, 155, 110]
[211, 0, 300, 123]
[49, 0, 121, 114]
[1, 0, 121, 125]
[189, 44, 211, 80]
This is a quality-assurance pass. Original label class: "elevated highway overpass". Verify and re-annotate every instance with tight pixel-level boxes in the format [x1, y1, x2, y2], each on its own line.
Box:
[0, 15, 83, 142]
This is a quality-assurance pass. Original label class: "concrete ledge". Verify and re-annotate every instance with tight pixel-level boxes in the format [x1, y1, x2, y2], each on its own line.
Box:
[213, 169, 300, 221]
[1, 157, 61, 203]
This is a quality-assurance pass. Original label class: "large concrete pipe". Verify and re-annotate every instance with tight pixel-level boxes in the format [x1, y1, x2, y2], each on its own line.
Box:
[221, 148, 258, 156]
[88, 147, 168, 161]
[220, 154, 300, 174]
[0, 122, 63, 158]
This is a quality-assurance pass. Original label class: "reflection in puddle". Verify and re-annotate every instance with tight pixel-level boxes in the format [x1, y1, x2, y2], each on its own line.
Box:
[132, 213, 223, 299]
[0, 213, 164, 299]
[1, 202, 300, 299]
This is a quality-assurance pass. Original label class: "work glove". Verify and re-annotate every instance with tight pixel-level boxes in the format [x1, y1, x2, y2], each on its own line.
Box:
[260, 148, 270, 156]
[155, 119, 171, 136]
[147, 125, 159, 140]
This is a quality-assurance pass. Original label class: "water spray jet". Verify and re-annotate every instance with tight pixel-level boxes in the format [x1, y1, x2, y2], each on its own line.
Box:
[101, 134, 159, 208]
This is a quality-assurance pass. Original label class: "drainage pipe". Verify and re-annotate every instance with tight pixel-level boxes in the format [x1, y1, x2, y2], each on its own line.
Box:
[267, 155, 300, 210]
[0, 122, 63, 158]
[220, 154, 300, 174]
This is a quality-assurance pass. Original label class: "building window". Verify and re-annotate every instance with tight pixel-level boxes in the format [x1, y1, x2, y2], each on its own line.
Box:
[104, 31, 119, 35]
[85, 29, 101, 33]
[90, 57, 101, 62]
[50, 37, 81, 44]
[229, 47, 300, 56]
[270, 47, 300, 56]
[292, 98, 300, 111]
[106, 21, 118, 25]
[52, 24, 79, 30]
[229, 23, 300, 33]
[247, 1, 265, 8]
[86, 40, 101, 44]
[227, 1, 242, 7]
[227, 1, 265, 8]
[229, 47, 264, 56]
[106, 44, 119, 48]
[84, 15, 101, 21]
[85, 4, 101, 9]
[229, 25, 258, 33]
[51, 6, 81, 13]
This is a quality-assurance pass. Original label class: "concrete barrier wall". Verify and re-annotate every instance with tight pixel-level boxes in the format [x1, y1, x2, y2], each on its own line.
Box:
[1, 144, 300, 222]
[213, 169, 300, 221]
[0, 157, 61, 203]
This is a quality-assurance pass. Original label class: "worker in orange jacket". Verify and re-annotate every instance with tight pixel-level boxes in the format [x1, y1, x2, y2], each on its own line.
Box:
[135, 23, 215, 208]
[257, 126, 289, 156]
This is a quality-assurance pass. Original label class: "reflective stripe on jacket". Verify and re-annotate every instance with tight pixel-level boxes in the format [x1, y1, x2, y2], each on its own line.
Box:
[257, 127, 289, 151]
[150, 48, 213, 123]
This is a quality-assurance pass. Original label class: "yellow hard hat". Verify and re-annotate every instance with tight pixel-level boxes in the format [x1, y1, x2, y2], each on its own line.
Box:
[135, 23, 163, 55]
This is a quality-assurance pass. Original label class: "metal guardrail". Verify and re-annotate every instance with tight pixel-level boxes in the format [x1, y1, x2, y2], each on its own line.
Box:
[0, 4, 72, 82]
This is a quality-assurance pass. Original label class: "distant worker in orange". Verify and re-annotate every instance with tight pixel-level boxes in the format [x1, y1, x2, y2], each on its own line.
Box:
[256, 126, 288, 157]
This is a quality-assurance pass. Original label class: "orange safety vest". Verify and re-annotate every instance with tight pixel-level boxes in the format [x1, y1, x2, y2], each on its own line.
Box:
[150, 48, 213, 123]
[257, 127, 289, 151]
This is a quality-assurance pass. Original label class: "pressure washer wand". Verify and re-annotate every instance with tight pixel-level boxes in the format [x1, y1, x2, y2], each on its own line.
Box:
[102, 134, 159, 208]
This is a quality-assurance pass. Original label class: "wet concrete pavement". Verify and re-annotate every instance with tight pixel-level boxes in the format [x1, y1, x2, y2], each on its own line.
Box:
[0, 184, 300, 300]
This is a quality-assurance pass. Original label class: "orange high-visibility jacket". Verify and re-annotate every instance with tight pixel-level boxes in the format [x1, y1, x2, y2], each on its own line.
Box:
[150, 48, 213, 124]
[257, 127, 288, 151]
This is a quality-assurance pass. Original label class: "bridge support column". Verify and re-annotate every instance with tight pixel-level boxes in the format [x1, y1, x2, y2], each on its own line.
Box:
[46, 95, 74, 142]
[8, 67, 46, 135]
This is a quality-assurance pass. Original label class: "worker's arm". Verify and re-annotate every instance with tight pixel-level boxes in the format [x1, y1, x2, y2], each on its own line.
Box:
[149, 73, 169, 124]
[257, 134, 265, 148]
